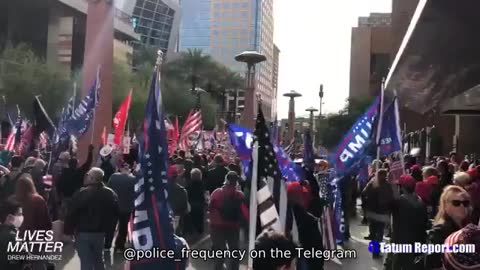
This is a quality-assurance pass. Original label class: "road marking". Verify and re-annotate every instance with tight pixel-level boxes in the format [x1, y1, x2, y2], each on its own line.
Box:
[190, 234, 211, 250]
[331, 257, 342, 265]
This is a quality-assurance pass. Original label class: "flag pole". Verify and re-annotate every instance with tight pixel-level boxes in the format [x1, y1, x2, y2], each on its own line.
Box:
[376, 78, 386, 173]
[90, 67, 100, 144]
[393, 90, 406, 174]
[248, 140, 259, 270]
[73, 81, 77, 107]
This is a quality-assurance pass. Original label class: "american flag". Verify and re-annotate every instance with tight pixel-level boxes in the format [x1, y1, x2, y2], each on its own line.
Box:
[129, 63, 177, 270]
[5, 131, 15, 152]
[284, 139, 295, 156]
[178, 110, 202, 150]
[5, 118, 22, 152]
[318, 172, 337, 250]
[252, 105, 282, 233]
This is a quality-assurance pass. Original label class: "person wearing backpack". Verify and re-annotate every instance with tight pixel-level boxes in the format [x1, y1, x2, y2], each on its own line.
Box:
[209, 171, 248, 270]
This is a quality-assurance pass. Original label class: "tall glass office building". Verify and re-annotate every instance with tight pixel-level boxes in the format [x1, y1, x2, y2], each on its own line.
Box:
[131, 0, 181, 56]
[179, 0, 275, 119]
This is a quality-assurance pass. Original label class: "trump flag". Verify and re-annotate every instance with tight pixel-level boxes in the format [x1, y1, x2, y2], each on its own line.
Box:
[330, 97, 380, 175]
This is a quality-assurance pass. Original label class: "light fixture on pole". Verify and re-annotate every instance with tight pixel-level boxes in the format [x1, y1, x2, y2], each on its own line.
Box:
[283, 90, 302, 142]
[319, 84, 324, 117]
[234, 51, 266, 129]
[306, 106, 319, 146]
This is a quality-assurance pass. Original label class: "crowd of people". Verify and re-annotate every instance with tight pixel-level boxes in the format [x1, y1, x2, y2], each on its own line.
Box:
[1, 140, 480, 270]
[355, 152, 480, 270]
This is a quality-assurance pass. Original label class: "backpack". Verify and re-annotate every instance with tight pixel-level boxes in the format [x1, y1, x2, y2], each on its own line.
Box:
[219, 189, 242, 222]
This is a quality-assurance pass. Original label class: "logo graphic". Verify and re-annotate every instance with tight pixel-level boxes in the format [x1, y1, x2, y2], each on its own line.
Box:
[368, 241, 380, 253]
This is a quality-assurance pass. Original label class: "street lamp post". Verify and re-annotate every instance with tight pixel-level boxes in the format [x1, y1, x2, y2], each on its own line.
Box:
[319, 84, 324, 117]
[235, 51, 266, 129]
[306, 106, 318, 144]
[283, 90, 302, 142]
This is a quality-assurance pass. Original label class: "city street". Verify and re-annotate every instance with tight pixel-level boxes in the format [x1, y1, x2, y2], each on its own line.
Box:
[57, 209, 385, 270]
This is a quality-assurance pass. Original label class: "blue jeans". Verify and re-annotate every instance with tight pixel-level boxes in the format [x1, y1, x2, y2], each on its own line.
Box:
[75, 232, 105, 270]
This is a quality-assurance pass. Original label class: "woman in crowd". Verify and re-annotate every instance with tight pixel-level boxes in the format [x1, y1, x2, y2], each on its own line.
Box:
[13, 174, 52, 232]
[431, 160, 453, 216]
[453, 171, 480, 224]
[425, 185, 472, 269]
[362, 169, 394, 259]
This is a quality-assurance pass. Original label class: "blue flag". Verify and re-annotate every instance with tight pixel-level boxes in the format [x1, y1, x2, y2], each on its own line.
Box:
[65, 70, 100, 137]
[378, 98, 402, 156]
[227, 124, 301, 181]
[56, 96, 75, 142]
[356, 155, 373, 188]
[227, 124, 254, 178]
[131, 69, 177, 270]
[331, 176, 345, 243]
[330, 97, 380, 175]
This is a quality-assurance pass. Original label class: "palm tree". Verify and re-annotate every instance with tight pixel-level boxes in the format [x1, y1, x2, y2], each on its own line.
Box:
[182, 48, 214, 92]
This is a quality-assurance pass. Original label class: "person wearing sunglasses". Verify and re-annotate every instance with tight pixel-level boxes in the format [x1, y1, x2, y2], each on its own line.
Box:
[425, 185, 472, 269]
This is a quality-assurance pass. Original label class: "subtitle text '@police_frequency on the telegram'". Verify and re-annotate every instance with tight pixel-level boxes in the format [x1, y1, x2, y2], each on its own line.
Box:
[123, 247, 357, 262]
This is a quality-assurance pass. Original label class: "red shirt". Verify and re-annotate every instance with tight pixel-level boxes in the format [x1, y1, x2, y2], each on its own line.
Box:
[209, 186, 247, 229]
[19, 194, 52, 233]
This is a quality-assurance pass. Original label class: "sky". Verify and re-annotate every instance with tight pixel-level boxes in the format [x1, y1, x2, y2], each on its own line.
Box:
[274, 0, 391, 119]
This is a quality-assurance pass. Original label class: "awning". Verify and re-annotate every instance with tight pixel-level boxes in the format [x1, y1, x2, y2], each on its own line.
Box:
[385, 0, 480, 115]
[440, 84, 480, 115]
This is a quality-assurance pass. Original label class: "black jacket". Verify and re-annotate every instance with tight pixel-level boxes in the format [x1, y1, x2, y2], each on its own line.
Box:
[186, 179, 206, 206]
[206, 166, 229, 194]
[56, 151, 93, 199]
[0, 224, 25, 270]
[286, 204, 324, 270]
[391, 193, 428, 244]
[425, 217, 462, 269]
[65, 182, 119, 234]
[168, 182, 189, 217]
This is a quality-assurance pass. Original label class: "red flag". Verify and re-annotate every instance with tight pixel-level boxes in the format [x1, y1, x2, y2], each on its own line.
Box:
[101, 126, 107, 145]
[113, 90, 132, 145]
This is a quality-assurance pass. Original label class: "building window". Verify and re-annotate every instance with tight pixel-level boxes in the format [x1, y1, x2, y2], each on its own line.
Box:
[133, 7, 141, 16]
[242, 3, 248, 8]
[168, 9, 174, 16]
[137, 0, 145, 7]
[214, 3, 220, 8]
[142, 9, 154, 18]
[213, 30, 219, 36]
[144, 1, 155, 12]
[223, 3, 230, 8]
[241, 11, 248, 18]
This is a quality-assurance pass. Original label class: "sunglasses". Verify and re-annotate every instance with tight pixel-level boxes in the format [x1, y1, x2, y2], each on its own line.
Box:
[450, 200, 470, 207]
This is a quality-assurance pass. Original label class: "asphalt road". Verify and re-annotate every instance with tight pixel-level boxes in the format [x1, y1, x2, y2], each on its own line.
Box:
[56, 212, 384, 270]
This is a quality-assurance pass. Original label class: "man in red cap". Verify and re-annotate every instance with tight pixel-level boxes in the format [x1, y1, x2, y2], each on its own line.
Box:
[387, 174, 428, 269]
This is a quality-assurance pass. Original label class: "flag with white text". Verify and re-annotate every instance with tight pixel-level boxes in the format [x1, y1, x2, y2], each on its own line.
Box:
[330, 97, 380, 175]
[130, 68, 177, 270]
